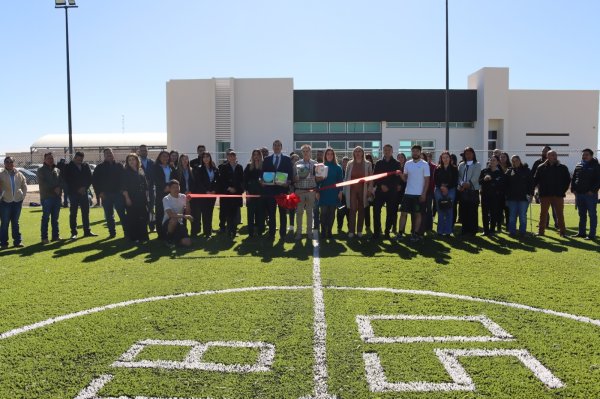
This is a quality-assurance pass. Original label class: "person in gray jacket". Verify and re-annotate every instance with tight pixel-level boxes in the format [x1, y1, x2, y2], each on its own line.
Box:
[457, 147, 482, 236]
[0, 157, 28, 248]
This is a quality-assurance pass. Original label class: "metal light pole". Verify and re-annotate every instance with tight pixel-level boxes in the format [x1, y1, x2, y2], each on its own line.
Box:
[55, 0, 78, 159]
[444, 0, 450, 151]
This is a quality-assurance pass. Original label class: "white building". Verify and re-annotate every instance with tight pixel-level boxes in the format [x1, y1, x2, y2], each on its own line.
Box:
[167, 68, 598, 169]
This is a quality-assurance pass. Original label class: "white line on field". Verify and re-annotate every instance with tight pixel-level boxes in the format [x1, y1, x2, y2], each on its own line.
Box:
[328, 287, 600, 328]
[74, 374, 224, 399]
[301, 231, 336, 399]
[2, 286, 599, 344]
[0, 286, 311, 341]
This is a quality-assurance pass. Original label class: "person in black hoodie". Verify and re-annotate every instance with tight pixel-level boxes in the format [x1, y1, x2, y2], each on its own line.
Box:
[533, 150, 571, 237]
[504, 155, 534, 236]
[192, 152, 219, 237]
[479, 156, 505, 236]
[92, 148, 127, 238]
[64, 151, 96, 239]
[570, 149, 600, 239]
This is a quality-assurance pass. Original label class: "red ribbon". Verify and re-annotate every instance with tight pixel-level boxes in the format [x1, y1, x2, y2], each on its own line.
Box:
[186, 170, 400, 210]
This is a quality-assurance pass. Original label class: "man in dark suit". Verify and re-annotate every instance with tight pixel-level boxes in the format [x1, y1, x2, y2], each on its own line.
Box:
[138, 145, 156, 232]
[64, 151, 97, 239]
[217, 150, 244, 238]
[262, 139, 294, 239]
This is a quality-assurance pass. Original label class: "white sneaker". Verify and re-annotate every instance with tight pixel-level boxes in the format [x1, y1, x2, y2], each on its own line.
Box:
[348, 233, 354, 238]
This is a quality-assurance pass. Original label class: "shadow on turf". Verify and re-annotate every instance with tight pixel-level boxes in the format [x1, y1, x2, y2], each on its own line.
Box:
[10, 225, 596, 265]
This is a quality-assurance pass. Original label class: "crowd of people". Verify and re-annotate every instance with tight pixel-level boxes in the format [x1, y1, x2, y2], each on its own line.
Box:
[0, 140, 598, 249]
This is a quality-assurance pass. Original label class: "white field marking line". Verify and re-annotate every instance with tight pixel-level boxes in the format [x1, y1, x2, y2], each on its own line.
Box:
[330, 287, 600, 328]
[363, 352, 468, 392]
[111, 340, 275, 373]
[301, 230, 336, 399]
[74, 373, 224, 399]
[356, 314, 514, 343]
[0, 286, 311, 341]
[363, 349, 564, 392]
[2, 286, 599, 342]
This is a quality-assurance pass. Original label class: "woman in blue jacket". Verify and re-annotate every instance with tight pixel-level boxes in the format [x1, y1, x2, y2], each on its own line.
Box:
[317, 148, 343, 239]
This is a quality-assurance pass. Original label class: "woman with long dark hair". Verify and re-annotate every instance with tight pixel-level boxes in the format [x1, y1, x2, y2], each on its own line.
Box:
[192, 152, 219, 237]
[457, 147, 481, 236]
[175, 154, 194, 195]
[392, 153, 407, 234]
[244, 149, 265, 237]
[318, 148, 344, 239]
[152, 150, 175, 239]
[434, 151, 458, 236]
[479, 155, 505, 236]
[498, 151, 511, 231]
[122, 153, 149, 243]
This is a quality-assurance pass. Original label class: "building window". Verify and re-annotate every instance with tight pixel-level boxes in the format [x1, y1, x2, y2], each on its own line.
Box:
[294, 122, 311, 133]
[488, 130, 498, 153]
[398, 140, 435, 155]
[386, 121, 474, 128]
[329, 122, 346, 133]
[216, 141, 231, 164]
[329, 141, 346, 150]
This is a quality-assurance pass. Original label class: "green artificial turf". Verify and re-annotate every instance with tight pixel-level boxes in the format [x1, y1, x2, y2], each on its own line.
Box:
[0, 205, 598, 398]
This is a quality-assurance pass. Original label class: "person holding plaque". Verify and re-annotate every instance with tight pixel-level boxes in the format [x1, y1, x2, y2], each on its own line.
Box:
[262, 140, 294, 239]
[294, 144, 322, 240]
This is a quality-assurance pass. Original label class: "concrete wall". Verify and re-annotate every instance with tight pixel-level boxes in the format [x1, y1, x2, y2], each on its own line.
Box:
[233, 78, 294, 162]
[166, 79, 216, 154]
[508, 89, 599, 170]
[167, 78, 293, 161]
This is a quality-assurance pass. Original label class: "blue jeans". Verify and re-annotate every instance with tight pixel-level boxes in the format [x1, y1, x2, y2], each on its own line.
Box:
[102, 192, 127, 236]
[576, 193, 598, 238]
[434, 188, 455, 235]
[0, 200, 23, 246]
[507, 200, 529, 235]
[41, 197, 61, 240]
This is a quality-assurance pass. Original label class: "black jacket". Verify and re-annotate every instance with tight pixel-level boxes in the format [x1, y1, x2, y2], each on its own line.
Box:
[92, 161, 125, 195]
[434, 164, 458, 189]
[64, 161, 92, 194]
[121, 168, 148, 207]
[505, 165, 534, 201]
[571, 158, 600, 194]
[479, 167, 505, 197]
[534, 161, 571, 198]
[193, 165, 219, 194]
[373, 157, 400, 193]
[217, 162, 244, 207]
[174, 167, 194, 194]
[152, 163, 175, 199]
[244, 165, 264, 195]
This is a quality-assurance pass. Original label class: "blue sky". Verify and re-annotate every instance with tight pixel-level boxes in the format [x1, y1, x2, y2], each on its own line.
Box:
[1, 0, 599, 152]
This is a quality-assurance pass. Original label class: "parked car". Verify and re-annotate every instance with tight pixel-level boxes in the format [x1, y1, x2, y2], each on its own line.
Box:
[16, 168, 38, 185]
[24, 164, 43, 172]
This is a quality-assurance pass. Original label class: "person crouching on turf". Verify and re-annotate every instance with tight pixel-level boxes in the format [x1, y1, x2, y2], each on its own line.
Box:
[162, 179, 193, 247]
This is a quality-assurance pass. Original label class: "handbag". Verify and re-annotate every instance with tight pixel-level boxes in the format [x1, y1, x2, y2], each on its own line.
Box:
[459, 189, 480, 204]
